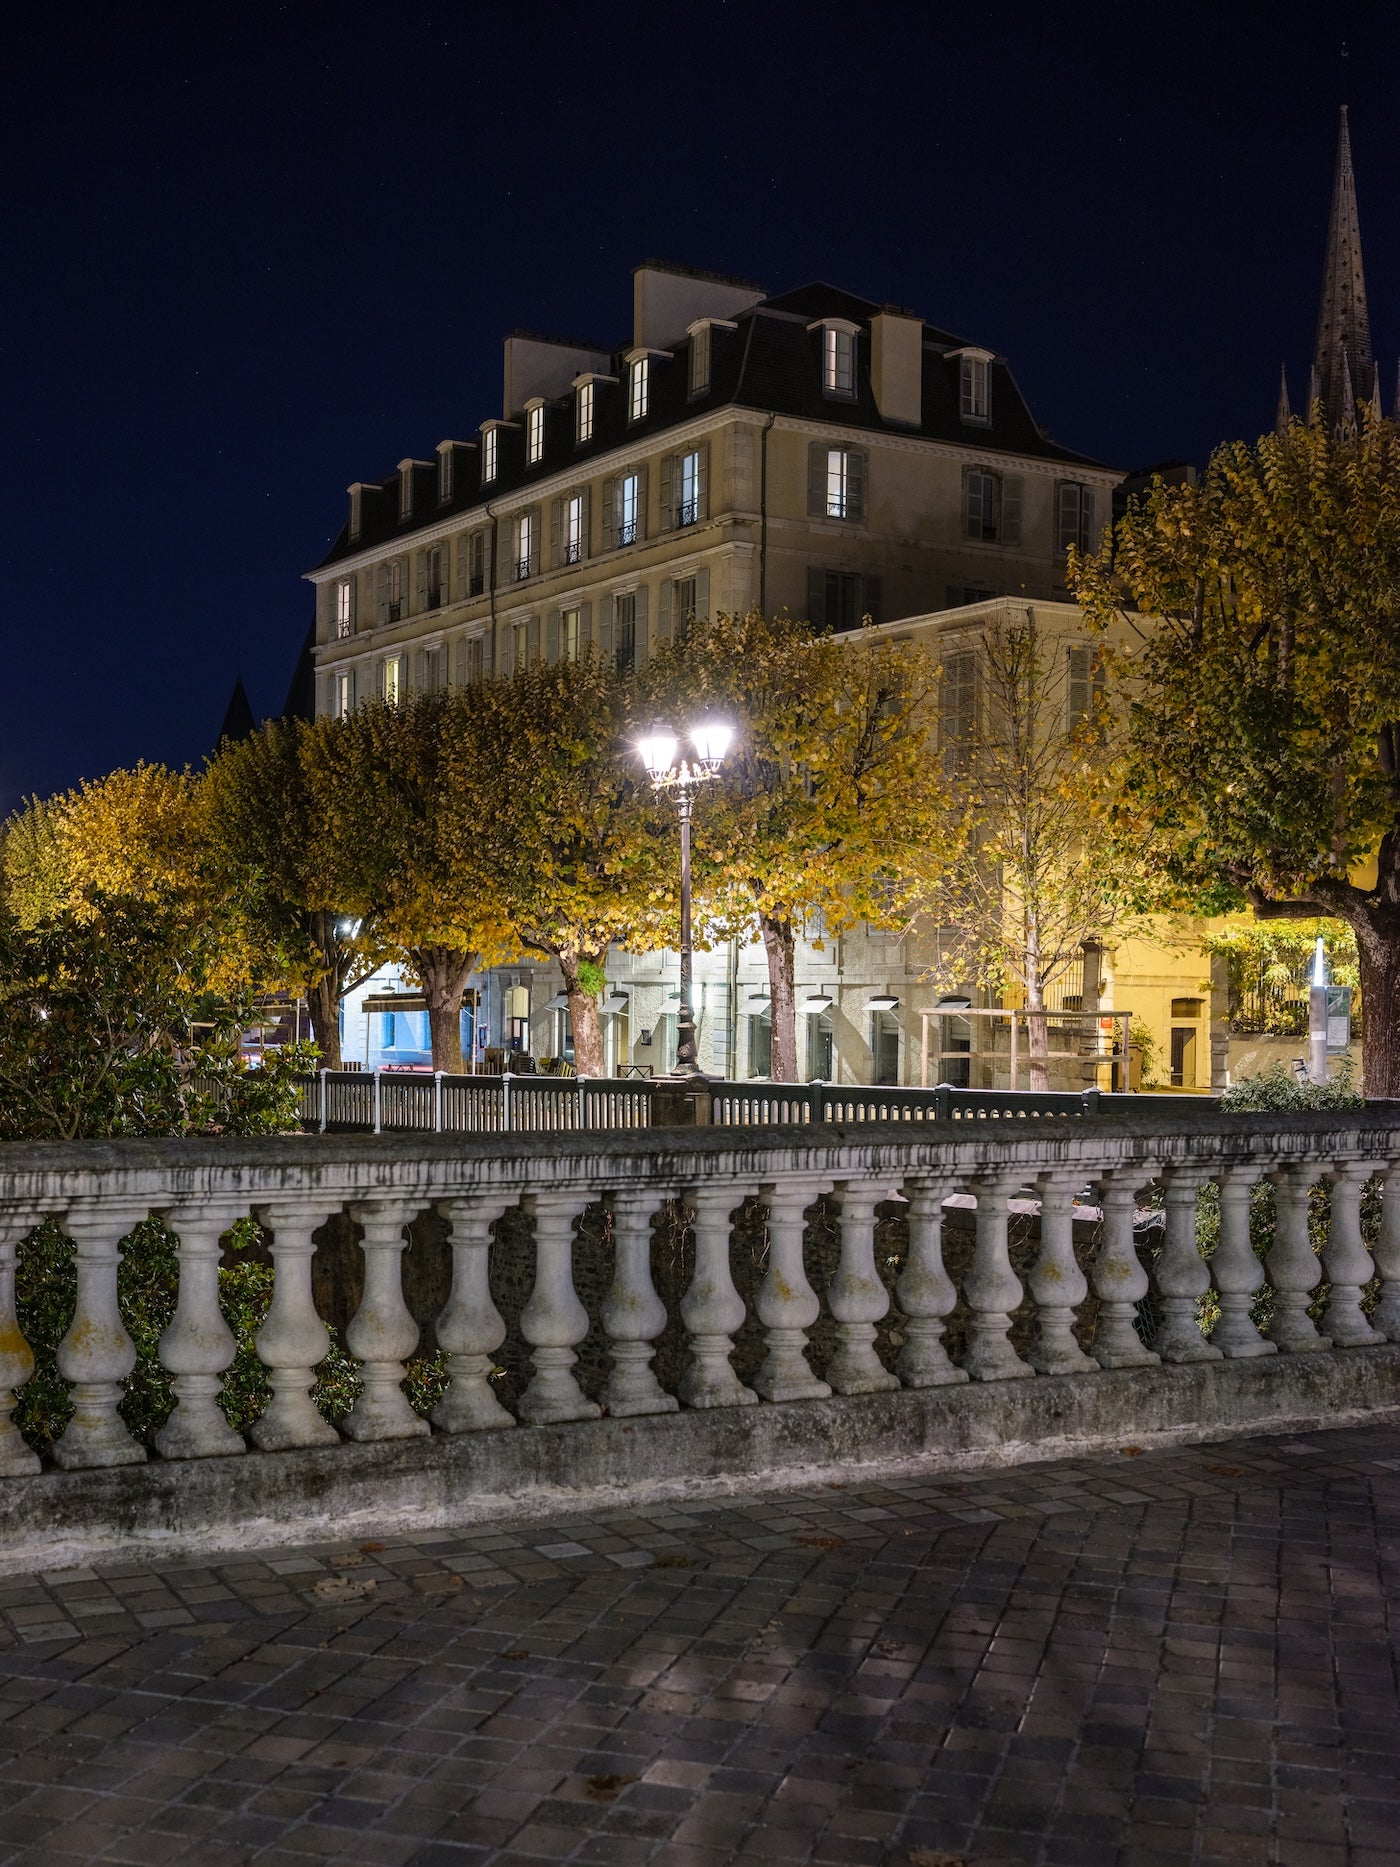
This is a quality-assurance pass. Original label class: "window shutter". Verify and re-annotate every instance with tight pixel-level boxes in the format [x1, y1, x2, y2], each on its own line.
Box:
[496, 625, 511, 677]
[579, 486, 591, 557]
[962, 468, 980, 540]
[636, 464, 649, 541]
[1081, 487, 1095, 550]
[597, 594, 614, 658]
[847, 449, 867, 522]
[530, 506, 541, 575]
[694, 565, 709, 621]
[550, 497, 562, 567]
[861, 573, 882, 625]
[602, 477, 616, 551]
[412, 553, 424, 613]
[453, 638, 466, 686]
[377, 562, 389, 623]
[546, 609, 560, 663]
[1002, 475, 1023, 546]
[528, 615, 541, 665]
[808, 441, 827, 518]
[806, 566, 826, 630]
[481, 525, 493, 587]
[579, 599, 592, 650]
[659, 452, 674, 531]
[698, 440, 710, 520]
[635, 584, 649, 661]
[657, 579, 673, 644]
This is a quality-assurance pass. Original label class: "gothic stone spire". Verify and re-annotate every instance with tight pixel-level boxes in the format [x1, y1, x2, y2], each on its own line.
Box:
[1313, 105, 1373, 430]
[1276, 364, 1292, 434]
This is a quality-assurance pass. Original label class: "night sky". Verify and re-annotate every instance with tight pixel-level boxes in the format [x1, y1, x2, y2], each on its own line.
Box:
[5, 2, 1395, 811]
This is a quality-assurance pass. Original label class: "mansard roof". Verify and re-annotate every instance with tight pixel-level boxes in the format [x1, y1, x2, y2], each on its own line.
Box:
[314, 277, 1110, 571]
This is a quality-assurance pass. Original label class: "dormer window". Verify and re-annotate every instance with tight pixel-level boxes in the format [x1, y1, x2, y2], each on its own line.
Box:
[525, 402, 545, 466]
[811, 319, 860, 399]
[628, 356, 649, 422]
[956, 350, 993, 426]
[482, 426, 498, 483]
[437, 443, 459, 504]
[576, 379, 594, 444]
[348, 483, 365, 542]
[398, 460, 415, 521]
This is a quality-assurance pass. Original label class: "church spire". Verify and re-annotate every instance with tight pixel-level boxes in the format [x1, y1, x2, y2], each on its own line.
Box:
[1276, 364, 1292, 433]
[1313, 105, 1373, 431]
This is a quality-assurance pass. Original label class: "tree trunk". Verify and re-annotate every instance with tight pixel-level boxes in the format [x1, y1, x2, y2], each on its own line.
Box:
[409, 945, 476, 1075]
[1025, 982, 1050, 1093]
[1353, 908, 1400, 1098]
[760, 912, 798, 1082]
[560, 948, 607, 1078]
[306, 971, 342, 1070]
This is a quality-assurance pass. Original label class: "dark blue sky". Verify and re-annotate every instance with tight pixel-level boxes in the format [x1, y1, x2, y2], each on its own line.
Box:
[4, 1, 1393, 808]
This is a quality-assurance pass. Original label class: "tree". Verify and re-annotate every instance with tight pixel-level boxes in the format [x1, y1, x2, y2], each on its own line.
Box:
[914, 606, 1151, 1090]
[481, 654, 675, 1077]
[660, 610, 954, 1082]
[1075, 415, 1400, 1096]
[201, 719, 386, 1070]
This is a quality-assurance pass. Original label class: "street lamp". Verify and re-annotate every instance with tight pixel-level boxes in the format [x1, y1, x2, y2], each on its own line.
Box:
[637, 718, 733, 1074]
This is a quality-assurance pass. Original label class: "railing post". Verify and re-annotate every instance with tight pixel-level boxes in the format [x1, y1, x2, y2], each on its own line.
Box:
[51, 1201, 154, 1469]
[154, 1201, 249, 1459]
[1321, 1162, 1385, 1346]
[678, 1185, 758, 1408]
[895, 1174, 967, 1387]
[1089, 1172, 1160, 1369]
[934, 1084, 952, 1120]
[1371, 1159, 1400, 1340]
[1028, 1172, 1096, 1373]
[249, 1200, 341, 1450]
[753, 1180, 832, 1402]
[0, 1212, 40, 1476]
[503, 1072, 512, 1134]
[518, 1191, 601, 1424]
[343, 1201, 430, 1440]
[577, 1075, 586, 1128]
[434, 1071, 443, 1134]
[1209, 1166, 1276, 1358]
[319, 1068, 328, 1134]
[373, 1068, 382, 1136]
[826, 1181, 899, 1393]
[963, 1173, 1034, 1381]
[1266, 1164, 1331, 1351]
[601, 1191, 678, 1416]
[433, 1195, 516, 1432]
[1150, 1168, 1222, 1364]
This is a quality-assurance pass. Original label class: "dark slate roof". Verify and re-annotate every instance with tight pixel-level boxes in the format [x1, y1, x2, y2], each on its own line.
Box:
[314, 279, 1112, 571]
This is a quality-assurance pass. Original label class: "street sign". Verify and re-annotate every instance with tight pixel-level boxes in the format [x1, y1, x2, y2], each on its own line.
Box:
[1324, 985, 1351, 1054]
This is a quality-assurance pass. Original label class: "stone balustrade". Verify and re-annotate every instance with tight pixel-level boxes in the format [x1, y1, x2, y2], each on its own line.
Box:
[2, 1108, 1400, 1565]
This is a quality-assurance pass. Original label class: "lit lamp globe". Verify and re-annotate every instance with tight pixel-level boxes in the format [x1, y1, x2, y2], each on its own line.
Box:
[637, 728, 678, 780]
[691, 719, 733, 770]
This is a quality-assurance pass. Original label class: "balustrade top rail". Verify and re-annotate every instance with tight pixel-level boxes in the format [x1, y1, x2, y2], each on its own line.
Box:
[290, 1070, 1224, 1137]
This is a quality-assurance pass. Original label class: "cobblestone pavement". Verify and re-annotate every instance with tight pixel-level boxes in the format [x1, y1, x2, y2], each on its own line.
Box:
[2, 1426, 1400, 1866]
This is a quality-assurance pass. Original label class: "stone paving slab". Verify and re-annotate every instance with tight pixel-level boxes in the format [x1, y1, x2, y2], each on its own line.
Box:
[1, 1424, 1399, 1863]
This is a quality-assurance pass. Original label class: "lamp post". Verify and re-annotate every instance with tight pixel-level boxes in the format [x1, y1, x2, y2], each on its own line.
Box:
[637, 719, 732, 1075]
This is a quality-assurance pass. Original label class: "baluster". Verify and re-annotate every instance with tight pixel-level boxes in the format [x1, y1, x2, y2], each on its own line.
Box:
[826, 1181, 898, 1394]
[51, 1201, 152, 1469]
[678, 1184, 756, 1408]
[1149, 1169, 1221, 1364]
[602, 1190, 678, 1416]
[343, 1201, 430, 1440]
[1371, 1161, 1400, 1340]
[250, 1200, 341, 1450]
[432, 1195, 515, 1431]
[154, 1202, 248, 1459]
[1266, 1164, 1330, 1351]
[519, 1191, 601, 1424]
[0, 1213, 40, 1476]
[894, 1175, 967, 1387]
[1321, 1163, 1385, 1346]
[1027, 1173, 1096, 1374]
[1088, 1174, 1160, 1369]
[1208, 1167, 1276, 1358]
[963, 1173, 1033, 1381]
[753, 1181, 831, 1402]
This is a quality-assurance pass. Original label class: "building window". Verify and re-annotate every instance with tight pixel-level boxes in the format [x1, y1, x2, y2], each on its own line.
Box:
[807, 1011, 834, 1080]
[382, 557, 404, 624]
[947, 585, 995, 609]
[398, 463, 414, 520]
[459, 636, 485, 684]
[525, 403, 544, 466]
[808, 441, 866, 523]
[962, 467, 1021, 545]
[425, 545, 444, 610]
[335, 578, 353, 640]
[823, 325, 856, 396]
[618, 472, 641, 546]
[564, 494, 585, 564]
[1066, 643, 1106, 729]
[576, 380, 594, 444]
[825, 571, 862, 631]
[677, 450, 702, 526]
[561, 606, 581, 662]
[335, 671, 354, 718]
[689, 325, 711, 398]
[418, 645, 443, 693]
[628, 356, 649, 422]
[1056, 481, 1096, 556]
[513, 621, 530, 672]
[381, 655, 402, 706]
[467, 530, 486, 597]
[482, 427, 498, 483]
[673, 576, 697, 640]
[515, 511, 535, 581]
[940, 649, 977, 775]
[872, 1010, 899, 1086]
[438, 448, 454, 503]
[615, 592, 637, 672]
[960, 355, 991, 424]
[749, 1010, 772, 1077]
[826, 448, 851, 519]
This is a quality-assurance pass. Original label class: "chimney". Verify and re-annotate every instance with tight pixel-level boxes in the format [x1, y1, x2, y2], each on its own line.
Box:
[870, 311, 923, 426]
